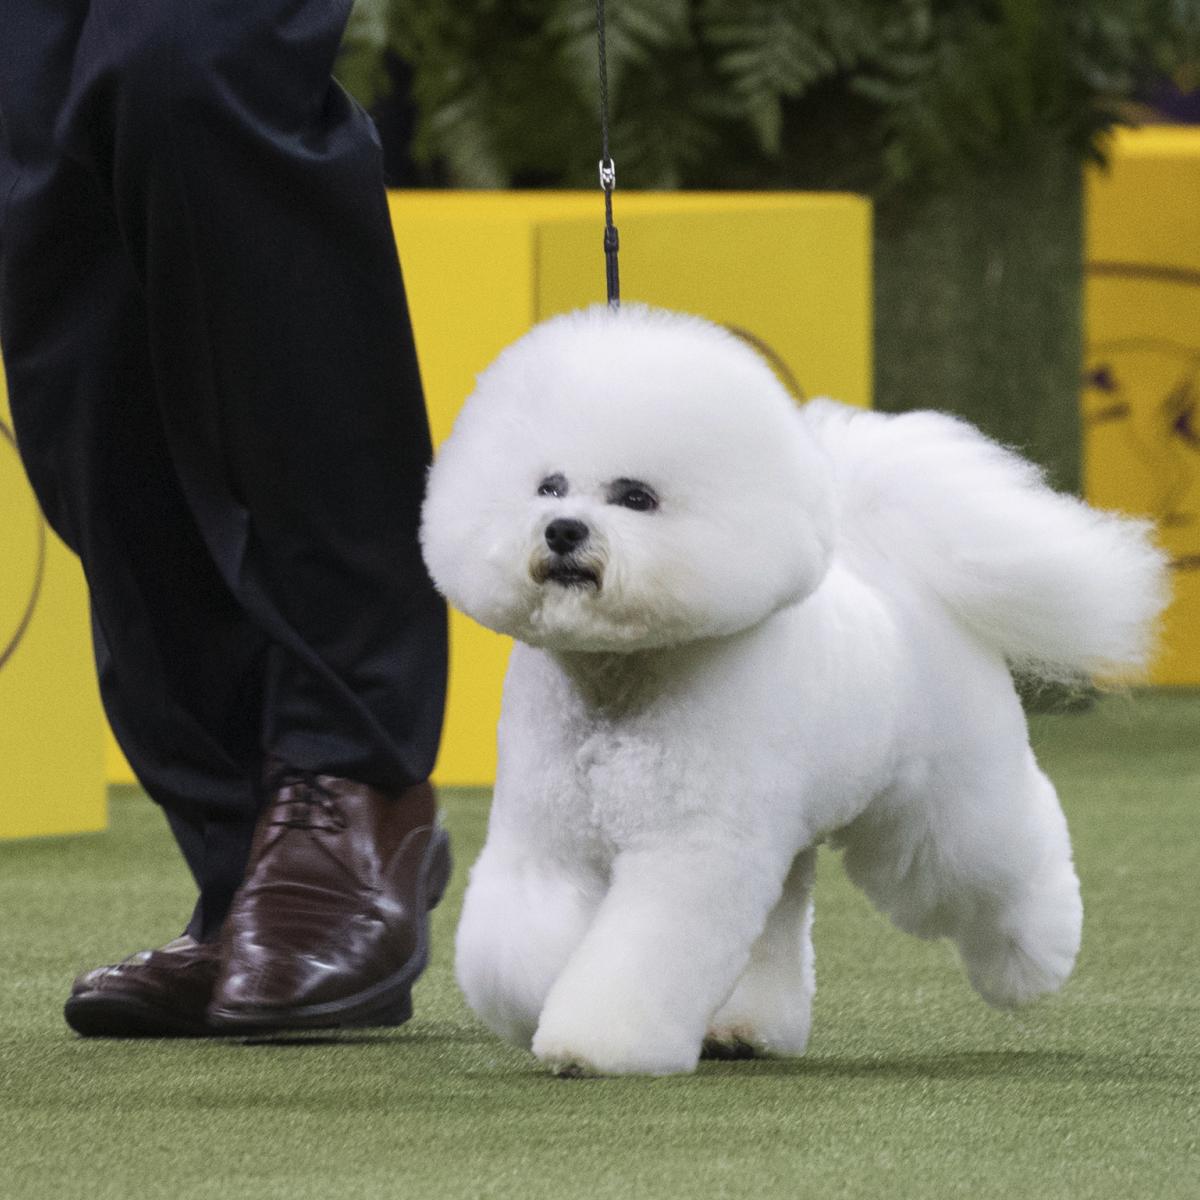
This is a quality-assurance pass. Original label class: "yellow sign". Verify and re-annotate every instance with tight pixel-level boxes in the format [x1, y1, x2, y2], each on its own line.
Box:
[1085, 128, 1200, 683]
[0, 369, 106, 839]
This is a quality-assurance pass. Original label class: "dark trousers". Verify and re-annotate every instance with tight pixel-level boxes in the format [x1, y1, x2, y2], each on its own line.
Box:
[0, 1, 447, 939]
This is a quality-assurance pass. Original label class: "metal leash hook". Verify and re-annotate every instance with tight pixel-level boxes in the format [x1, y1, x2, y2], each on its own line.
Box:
[597, 0, 619, 308]
[599, 157, 619, 308]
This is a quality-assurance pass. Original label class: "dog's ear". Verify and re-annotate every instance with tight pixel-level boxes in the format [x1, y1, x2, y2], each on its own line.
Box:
[418, 359, 537, 631]
[665, 417, 835, 638]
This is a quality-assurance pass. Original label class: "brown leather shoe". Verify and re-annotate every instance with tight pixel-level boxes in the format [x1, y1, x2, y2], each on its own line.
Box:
[207, 768, 451, 1033]
[63, 935, 221, 1037]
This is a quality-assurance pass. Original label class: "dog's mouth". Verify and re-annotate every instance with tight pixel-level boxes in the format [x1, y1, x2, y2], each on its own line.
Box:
[532, 559, 603, 590]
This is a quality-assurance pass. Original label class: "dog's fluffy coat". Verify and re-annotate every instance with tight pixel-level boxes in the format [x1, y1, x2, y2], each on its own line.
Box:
[420, 305, 1168, 1076]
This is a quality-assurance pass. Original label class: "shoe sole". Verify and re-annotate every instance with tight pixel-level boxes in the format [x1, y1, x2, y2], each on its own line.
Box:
[206, 824, 452, 1035]
[63, 992, 217, 1038]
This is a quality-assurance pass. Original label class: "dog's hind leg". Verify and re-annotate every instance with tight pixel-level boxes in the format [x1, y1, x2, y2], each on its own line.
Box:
[836, 749, 1081, 1009]
[952, 761, 1082, 1007]
[704, 847, 816, 1058]
[455, 839, 601, 1050]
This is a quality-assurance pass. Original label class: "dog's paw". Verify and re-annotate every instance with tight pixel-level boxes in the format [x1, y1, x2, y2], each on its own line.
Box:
[553, 1061, 598, 1080]
[700, 1032, 760, 1061]
[532, 1019, 700, 1077]
[703, 1010, 810, 1060]
[959, 867, 1082, 1009]
[962, 932, 1077, 1008]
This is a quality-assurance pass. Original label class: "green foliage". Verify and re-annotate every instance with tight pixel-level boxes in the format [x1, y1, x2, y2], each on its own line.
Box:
[845, 0, 1200, 188]
[337, 0, 394, 113]
[337, 0, 1198, 191]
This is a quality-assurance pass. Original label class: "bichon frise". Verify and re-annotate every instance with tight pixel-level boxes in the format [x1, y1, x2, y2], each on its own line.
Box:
[420, 304, 1168, 1076]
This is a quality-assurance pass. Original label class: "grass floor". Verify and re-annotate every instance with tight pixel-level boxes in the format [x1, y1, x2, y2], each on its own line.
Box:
[1, 692, 1198, 1199]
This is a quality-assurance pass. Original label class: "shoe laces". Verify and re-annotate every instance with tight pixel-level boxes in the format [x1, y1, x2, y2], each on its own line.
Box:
[265, 766, 348, 832]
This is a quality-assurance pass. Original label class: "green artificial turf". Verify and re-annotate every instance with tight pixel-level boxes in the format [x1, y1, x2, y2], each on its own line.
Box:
[1, 692, 1197, 1199]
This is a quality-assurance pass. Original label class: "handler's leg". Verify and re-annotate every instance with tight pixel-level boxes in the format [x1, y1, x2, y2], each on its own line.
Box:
[62, 0, 447, 795]
[65, 0, 448, 1030]
[1, 2, 269, 1034]
[0, 3, 270, 928]
[3, 0, 448, 1033]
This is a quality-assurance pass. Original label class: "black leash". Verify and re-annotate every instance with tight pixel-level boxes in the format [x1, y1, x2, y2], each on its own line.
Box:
[596, 0, 620, 308]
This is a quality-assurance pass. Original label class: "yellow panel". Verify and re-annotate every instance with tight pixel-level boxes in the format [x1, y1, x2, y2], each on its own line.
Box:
[387, 197, 541, 787]
[1084, 127, 1200, 684]
[108, 191, 873, 787]
[1, 368, 107, 838]
[536, 195, 872, 408]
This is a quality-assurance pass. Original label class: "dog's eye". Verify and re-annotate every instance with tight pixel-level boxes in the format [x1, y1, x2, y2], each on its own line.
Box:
[608, 479, 659, 512]
[537, 473, 568, 498]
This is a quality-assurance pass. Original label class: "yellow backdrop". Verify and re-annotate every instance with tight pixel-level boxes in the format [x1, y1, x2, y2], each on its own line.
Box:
[1084, 128, 1200, 684]
[1, 371, 107, 839]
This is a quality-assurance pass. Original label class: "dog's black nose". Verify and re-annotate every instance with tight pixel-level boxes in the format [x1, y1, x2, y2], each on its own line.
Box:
[545, 518, 589, 557]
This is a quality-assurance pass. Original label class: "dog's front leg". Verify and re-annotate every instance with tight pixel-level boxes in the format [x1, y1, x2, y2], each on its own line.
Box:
[531, 836, 793, 1076]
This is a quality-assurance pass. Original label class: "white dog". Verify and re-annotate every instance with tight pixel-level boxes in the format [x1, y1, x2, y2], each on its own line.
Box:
[420, 304, 1168, 1076]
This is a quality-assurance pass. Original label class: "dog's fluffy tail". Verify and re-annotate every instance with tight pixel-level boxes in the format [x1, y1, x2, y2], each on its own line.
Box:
[801, 400, 1170, 683]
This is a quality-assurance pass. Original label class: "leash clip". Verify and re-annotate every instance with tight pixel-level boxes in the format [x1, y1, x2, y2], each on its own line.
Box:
[598, 158, 616, 192]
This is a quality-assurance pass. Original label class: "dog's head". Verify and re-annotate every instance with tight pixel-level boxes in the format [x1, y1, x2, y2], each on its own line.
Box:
[421, 305, 834, 652]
